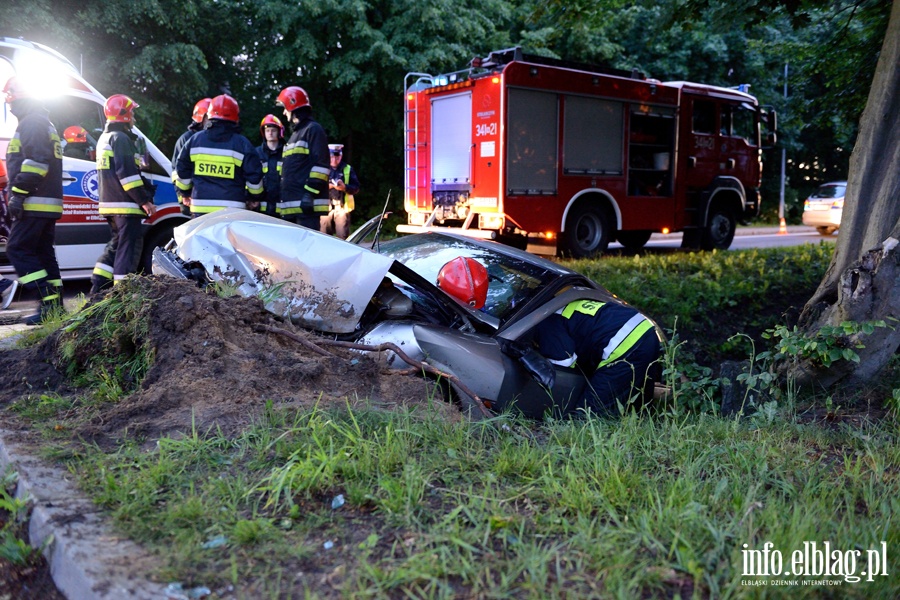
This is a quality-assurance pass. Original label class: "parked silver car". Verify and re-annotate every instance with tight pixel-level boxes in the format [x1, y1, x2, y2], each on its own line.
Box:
[801, 181, 846, 236]
[152, 209, 664, 418]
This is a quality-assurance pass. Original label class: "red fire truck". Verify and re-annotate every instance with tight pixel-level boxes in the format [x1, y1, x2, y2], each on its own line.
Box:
[399, 47, 776, 256]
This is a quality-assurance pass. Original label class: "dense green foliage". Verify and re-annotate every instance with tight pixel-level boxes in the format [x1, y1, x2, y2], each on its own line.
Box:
[1, 0, 890, 220]
[565, 242, 835, 361]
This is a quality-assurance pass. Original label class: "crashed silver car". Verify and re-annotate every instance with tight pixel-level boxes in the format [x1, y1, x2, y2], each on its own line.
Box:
[152, 209, 663, 418]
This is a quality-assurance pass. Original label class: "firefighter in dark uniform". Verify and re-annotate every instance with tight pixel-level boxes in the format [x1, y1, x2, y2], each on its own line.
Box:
[171, 97, 212, 166]
[171, 97, 211, 215]
[175, 94, 264, 217]
[321, 143, 360, 238]
[3, 76, 64, 325]
[256, 114, 284, 217]
[90, 94, 156, 294]
[62, 126, 94, 161]
[534, 299, 661, 416]
[275, 86, 329, 229]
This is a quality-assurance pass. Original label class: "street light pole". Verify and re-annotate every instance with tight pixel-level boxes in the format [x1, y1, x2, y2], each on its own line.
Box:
[778, 63, 788, 233]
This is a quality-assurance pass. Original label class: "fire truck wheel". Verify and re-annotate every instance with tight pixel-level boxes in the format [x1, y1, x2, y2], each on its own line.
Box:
[700, 206, 736, 250]
[560, 204, 611, 258]
[616, 230, 652, 252]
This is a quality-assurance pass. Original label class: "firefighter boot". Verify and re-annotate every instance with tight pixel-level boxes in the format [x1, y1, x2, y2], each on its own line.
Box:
[90, 274, 112, 295]
[23, 282, 62, 326]
[22, 299, 55, 326]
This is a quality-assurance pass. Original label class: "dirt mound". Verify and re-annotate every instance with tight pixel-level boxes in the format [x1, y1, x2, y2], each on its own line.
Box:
[0, 277, 458, 446]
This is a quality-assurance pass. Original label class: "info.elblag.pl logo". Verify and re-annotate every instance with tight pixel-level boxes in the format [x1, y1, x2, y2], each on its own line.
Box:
[741, 541, 889, 586]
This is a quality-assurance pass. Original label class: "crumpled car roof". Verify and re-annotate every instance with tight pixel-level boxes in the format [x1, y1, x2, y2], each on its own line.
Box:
[172, 209, 394, 333]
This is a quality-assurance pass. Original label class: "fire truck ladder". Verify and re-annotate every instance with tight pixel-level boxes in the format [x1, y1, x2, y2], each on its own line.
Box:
[404, 72, 435, 216]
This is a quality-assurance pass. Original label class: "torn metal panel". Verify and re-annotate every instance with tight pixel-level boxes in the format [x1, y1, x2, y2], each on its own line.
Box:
[172, 209, 394, 333]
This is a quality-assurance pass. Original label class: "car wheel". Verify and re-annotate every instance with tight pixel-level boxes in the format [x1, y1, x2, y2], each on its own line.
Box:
[700, 205, 736, 250]
[560, 204, 611, 258]
[816, 226, 837, 236]
[616, 230, 652, 252]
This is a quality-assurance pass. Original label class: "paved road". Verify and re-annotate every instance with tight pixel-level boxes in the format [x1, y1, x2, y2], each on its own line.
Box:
[624, 225, 837, 252]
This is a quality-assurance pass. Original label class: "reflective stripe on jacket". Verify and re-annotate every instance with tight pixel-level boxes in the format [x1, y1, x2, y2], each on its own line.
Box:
[558, 299, 654, 369]
[280, 116, 329, 215]
[256, 142, 284, 214]
[5, 106, 63, 219]
[96, 125, 152, 216]
[175, 120, 264, 214]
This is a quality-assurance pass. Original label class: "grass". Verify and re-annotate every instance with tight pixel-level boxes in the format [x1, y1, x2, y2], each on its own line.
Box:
[60, 404, 899, 598]
[6, 244, 900, 597]
[567, 244, 834, 351]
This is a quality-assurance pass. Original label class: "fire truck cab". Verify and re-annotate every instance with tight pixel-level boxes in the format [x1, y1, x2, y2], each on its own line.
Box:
[0, 37, 186, 278]
[400, 47, 775, 256]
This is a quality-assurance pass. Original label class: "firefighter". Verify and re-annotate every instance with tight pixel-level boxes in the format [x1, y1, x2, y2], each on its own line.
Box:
[275, 86, 329, 229]
[256, 114, 284, 217]
[0, 157, 19, 310]
[171, 97, 211, 215]
[2, 76, 64, 325]
[533, 299, 661, 416]
[171, 97, 212, 166]
[62, 125, 94, 161]
[321, 143, 360, 239]
[175, 94, 264, 217]
[90, 94, 156, 294]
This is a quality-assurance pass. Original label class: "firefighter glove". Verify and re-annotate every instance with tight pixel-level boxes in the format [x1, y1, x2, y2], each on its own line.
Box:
[300, 192, 315, 213]
[8, 194, 25, 221]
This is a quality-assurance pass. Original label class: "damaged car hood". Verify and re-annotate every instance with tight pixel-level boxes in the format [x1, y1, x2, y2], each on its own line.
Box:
[172, 209, 394, 333]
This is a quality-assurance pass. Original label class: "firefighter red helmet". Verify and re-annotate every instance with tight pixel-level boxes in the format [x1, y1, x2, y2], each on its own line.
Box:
[104, 94, 138, 123]
[437, 257, 489, 310]
[64, 126, 89, 144]
[3, 76, 31, 104]
[208, 94, 239, 122]
[192, 98, 212, 123]
[259, 114, 284, 139]
[276, 86, 310, 112]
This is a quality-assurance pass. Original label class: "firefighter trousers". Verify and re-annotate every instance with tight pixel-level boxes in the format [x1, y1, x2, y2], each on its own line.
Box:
[91, 215, 144, 293]
[582, 327, 661, 416]
[6, 216, 62, 303]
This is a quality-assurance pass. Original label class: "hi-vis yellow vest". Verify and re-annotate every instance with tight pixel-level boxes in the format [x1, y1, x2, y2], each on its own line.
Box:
[341, 164, 355, 212]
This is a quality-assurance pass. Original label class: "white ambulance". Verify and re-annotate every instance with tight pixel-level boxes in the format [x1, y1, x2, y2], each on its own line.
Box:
[0, 37, 186, 278]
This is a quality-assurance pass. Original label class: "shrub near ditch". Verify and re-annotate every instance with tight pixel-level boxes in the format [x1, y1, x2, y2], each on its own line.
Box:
[563, 244, 834, 363]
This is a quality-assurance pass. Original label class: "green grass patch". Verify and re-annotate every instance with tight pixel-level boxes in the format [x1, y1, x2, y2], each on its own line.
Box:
[64, 404, 899, 598]
[7, 244, 898, 597]
[561, 244, 835, 362]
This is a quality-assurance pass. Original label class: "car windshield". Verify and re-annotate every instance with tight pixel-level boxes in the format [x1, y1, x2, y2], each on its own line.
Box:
[812, 184, 846, 199]
[377, 236, 558, 323]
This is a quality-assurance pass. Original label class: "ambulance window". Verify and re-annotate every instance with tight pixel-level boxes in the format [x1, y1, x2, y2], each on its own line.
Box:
[44, 96, 104, 145]
[563, 96, 623, 175]
[692, 100, 716, 134]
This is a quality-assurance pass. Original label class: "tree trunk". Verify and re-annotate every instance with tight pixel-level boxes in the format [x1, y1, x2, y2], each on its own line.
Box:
[792, 0, 900, 388]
